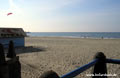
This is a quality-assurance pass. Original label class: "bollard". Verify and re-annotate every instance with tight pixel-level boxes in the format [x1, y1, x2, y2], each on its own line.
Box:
[0, 44, 9, 78]
[13, 57, 21, 78]
[0, 44, 6, 64]
[7, 40, 16, 58]
[0, 64, 9, 78]
[6, 40, 21, 78]
[92, 52, 107, 78]
[40, 70, 60, 78]
[8, 56, 21, 78]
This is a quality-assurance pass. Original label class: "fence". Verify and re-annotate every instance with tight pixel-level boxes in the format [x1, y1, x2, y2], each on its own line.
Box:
[40, 52, 120, 78]
[0, 41, 120, 78]
[0, 41, 21, 78]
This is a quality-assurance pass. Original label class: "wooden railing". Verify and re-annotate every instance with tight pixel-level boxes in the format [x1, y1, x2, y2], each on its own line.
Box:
[0, 41, 21, 78]
[40, 52, 120, 78]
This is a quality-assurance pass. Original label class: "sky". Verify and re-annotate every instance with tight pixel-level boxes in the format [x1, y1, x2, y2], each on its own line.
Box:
[0, 0, 120, 32]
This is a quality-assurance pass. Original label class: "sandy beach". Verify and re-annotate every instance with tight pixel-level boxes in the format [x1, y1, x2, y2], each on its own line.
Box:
[16, 37, 120, 78]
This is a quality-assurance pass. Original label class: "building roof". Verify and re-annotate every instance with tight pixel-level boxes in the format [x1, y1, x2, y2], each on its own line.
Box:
[0, 28, 27, 38]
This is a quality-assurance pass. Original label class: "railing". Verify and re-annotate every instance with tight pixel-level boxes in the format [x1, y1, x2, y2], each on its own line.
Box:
[40, 52, 120, 78]
[61, 59, 98, 78]
[0, 41, 21, 78]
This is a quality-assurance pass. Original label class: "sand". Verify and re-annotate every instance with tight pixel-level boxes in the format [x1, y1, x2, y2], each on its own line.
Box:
[16, 37, 120, 78]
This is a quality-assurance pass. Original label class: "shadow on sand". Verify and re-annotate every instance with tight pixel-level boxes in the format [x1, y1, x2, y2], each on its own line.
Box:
[12, 46, 46, 54]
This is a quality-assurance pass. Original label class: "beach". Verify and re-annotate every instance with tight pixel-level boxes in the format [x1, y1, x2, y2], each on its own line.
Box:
[17, 37, 120, 78]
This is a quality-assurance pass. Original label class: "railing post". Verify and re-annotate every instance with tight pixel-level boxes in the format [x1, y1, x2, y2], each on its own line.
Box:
[7, 40, 16, 58]
[0, 44, 9, 78]
[40, 70, 60, 78]
[0, 44, 6, 64]
[6, 41, 21, 78]
[92, 52, 107, 78]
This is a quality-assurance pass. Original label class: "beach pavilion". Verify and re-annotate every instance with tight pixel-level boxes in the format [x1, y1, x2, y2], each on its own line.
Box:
[0, 28, 26, 48]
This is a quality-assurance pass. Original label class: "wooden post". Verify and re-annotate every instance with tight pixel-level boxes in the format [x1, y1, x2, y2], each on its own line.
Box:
[0, 44, 9, 78]
[92, 52, 107, 78]
[0, 44, 5, 64]
[7, 40, 16, 58]
[14, 57, 21, 78]
[6, 41, 21, 78]
[7, 57, 21, 78]
[40, 70, 60, 78]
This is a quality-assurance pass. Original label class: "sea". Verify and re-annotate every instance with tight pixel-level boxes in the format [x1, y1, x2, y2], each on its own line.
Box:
[26, 32, 120, 39]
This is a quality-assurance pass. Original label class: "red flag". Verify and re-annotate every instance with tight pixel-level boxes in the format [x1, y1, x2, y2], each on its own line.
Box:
[7, 13, 13, 16]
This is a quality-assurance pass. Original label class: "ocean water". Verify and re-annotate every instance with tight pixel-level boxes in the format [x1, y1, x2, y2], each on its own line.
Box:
[27, 32, 120, 39]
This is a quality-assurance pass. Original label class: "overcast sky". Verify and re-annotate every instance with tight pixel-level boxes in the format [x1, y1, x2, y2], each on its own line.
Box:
[0, 0, 120, 32]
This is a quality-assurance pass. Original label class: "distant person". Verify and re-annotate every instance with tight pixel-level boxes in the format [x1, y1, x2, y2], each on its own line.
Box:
[101, 36, 104, 39]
